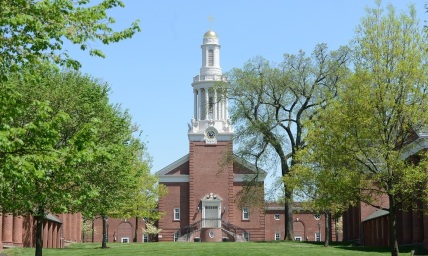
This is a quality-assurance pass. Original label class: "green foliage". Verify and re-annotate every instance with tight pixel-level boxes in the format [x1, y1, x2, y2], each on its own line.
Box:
[143, 221, 161, 234]
[0, 0, 140, 79]
[112, 159, 167, 221]
[0, 64, 148, 218]
[300, 2, 428, 209]
[293, 2, 428, 255]
[224, 43, 349, 239]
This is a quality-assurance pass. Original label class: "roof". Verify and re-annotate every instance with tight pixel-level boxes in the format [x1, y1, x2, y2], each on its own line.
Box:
[233, 155, 267, 177]
[46, 213, 62, 224]
[265, 202, 305, 212]
[156, 154, 189, 176]
[204, 30, 218, 39]
[362, 209, 389, 222]
[401, 130, 428, 159]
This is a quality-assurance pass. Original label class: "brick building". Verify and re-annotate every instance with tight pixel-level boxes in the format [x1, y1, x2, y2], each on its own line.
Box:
[265, 203, 342, 242]
[156, 29, 340, 243]
[84, 217, 148, 243]
[0, 213, 81, 250]
[157, 30, 266, 242]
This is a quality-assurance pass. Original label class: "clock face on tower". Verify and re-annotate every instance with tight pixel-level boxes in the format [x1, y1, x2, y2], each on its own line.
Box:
[207, 130, 215, 139]
[205, 128, 217, 144]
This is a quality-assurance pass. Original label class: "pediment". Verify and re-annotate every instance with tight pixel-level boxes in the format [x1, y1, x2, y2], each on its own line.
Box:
[233, 155, 266, 182]
[401, 130, 428, 159]
[156, 154, 190, 176]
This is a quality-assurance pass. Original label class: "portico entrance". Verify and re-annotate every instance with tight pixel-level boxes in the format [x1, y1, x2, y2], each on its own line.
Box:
[201, 193, 221, 228]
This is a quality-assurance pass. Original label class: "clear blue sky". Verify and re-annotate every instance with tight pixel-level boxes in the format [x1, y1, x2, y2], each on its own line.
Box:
[68, 0, 423, 191]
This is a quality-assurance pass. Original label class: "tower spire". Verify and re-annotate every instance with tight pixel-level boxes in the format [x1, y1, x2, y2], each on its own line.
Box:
[208, 16, 214, 30]
[188, 29, 233, 143]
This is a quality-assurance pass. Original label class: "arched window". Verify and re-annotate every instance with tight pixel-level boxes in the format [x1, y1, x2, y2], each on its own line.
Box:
[208, 49, 214, 66]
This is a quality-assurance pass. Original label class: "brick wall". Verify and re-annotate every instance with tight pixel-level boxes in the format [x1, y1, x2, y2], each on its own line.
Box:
[158, 182, 189, 241]
[232, 182, 265, 241]
[190, 141, 232, 223]
[84, 217, 147, 243]
[265, 209, 329, 242]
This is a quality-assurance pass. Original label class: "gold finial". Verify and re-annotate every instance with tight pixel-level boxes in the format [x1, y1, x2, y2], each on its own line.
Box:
[208, 16, 214, 30]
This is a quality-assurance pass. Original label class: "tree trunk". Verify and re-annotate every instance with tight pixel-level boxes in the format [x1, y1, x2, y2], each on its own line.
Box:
[101, 216, 107, 248]
[133, 217, 138, 242]
[284, 189, 294, 240]
[91, 220, 94, 243]
[389, 195, 399, 256]
[35, 207, 45, 256]
[335, 218, 339, 242]
[324, 211, 330, 247]
[35, 216, 43, 256]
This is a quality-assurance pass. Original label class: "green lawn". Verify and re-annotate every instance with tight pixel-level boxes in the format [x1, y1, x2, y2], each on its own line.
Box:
[3, 241, 417, 256]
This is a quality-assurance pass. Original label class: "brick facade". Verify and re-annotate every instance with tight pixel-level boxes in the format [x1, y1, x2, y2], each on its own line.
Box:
[158, 140, 266, 242]
[84, 217, 148, 243]
[0, 212, 81, 250]
[264, 204, 342, 242]
[156, 139, 335, 242]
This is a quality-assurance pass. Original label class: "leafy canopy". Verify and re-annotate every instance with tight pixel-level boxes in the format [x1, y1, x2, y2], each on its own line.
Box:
[0, 0, 140, 78]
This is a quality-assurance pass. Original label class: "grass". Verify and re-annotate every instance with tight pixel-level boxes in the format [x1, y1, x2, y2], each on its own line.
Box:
[3, 241, 418, 256]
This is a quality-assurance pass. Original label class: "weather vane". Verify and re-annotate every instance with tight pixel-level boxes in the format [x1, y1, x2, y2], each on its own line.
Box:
[208, 16, 214, 30]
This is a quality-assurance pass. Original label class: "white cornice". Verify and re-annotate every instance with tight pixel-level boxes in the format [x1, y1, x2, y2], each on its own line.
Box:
[159, 173, 266, 183]
[188, 133, 234, 142]
[233, 174, 266, 182]
[400, 131, 428, 159]
[159, 175, 189, 183]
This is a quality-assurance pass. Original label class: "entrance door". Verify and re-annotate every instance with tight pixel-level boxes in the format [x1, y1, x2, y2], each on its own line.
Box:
[203, 203, 221, 228]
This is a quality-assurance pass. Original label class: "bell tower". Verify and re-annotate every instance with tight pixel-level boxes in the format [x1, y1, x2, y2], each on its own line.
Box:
[187, 30, 235, 231]
[157, 29, 266, 242]
[188, 30, 233, 144]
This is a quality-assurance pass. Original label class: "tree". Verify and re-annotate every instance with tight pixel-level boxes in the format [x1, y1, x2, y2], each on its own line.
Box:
[78, 107, 148, 249]
[0, 0, 140, 79]
[142, 221, 162, 242]
[0, 65, 147, 255]
[0, 66, 102, 255]
[288, 150, 360, 246]
[223, 44, 349, 240]
[297, 3, 428, 256]
[109, 158, 167, 243]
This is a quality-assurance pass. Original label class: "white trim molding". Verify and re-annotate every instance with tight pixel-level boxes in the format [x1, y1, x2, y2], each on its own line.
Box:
[159, 175, 189, 183]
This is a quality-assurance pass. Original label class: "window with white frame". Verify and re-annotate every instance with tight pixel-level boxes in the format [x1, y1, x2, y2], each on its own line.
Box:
[174, 208, 180, 221]
[208, 49, 214, 66]
[242, 207, 249, 220]
[243, 232, 250, 241]
[295, 236, 302, 241]
[275, 233, 281, 241]
[314, 214, 321, 220]
[315, 232, 321, 242]
[143, 233, 149, 242]
[121, 237, 129, 243]
[274, 214, 280, 220]
[174, 231, 180, 242]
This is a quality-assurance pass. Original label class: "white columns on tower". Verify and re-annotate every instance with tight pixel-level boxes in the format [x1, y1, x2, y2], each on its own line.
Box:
[197, 89, 202, 120]
[188, 29, 233, 140]
[194, 90, 197, 119]
[204, 89, 209, 120]
[213, 90, 217, 120]
[225, 95, 229, 120]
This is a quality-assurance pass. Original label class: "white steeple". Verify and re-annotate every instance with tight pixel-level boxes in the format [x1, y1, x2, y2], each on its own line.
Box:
[188, 30, 233, 144]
